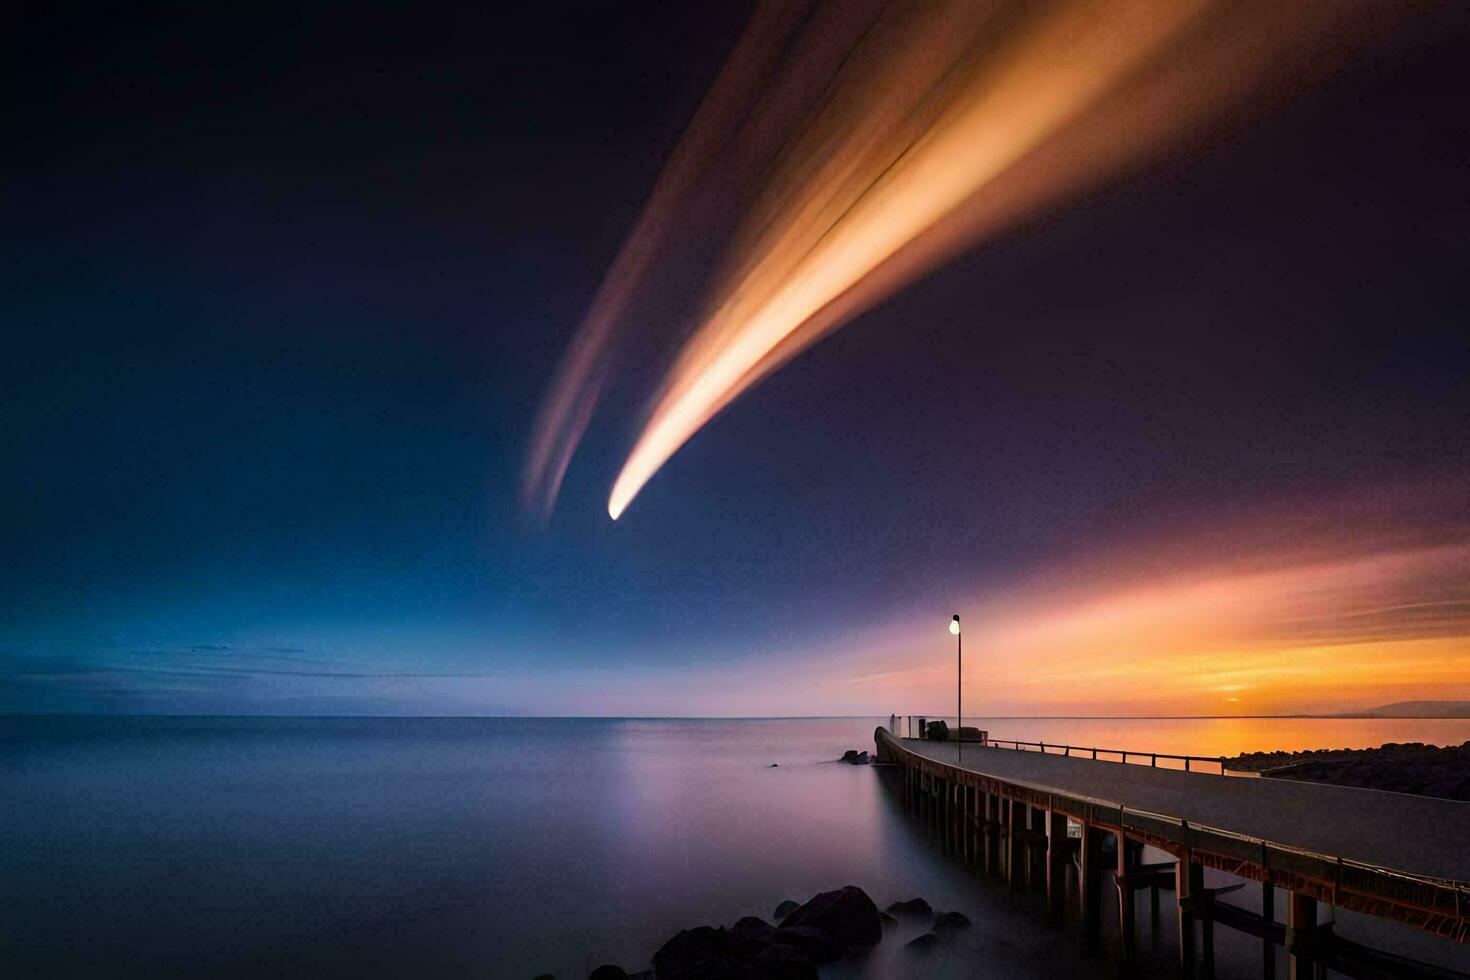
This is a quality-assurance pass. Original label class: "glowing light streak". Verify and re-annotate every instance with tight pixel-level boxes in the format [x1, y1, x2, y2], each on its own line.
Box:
[523, 0, 1406, 520]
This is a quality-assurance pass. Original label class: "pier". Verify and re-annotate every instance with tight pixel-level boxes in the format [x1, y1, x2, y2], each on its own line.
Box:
[876, 726, 1470, 977]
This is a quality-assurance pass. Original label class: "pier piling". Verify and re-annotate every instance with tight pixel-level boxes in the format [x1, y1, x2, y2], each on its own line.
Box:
[1046, 809, 1068, 923]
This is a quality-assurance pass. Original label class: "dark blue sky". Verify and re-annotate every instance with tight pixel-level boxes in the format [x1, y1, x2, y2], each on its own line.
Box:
[4, 3, 1468, 714]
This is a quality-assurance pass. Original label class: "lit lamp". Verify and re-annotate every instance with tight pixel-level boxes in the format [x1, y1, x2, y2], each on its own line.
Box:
[950, 614, 961, 761]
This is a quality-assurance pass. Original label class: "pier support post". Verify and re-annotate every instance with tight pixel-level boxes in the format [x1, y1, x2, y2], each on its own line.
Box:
[1116, 830, 1136, 962]
[1262, 881, 1276, 980]
[1177, 851, 1202, 977]
[984, 791, 997, 876]
[1046, 809, 1068, 923]
[964, 786, 975, 868]
[1081, 823, 1104, 946]
[1199, 890, 1216, 980]
[1150, 876, 1161, 949]
[1008, 798, 1026, 891]
[952, 781, 964, 858]
[1286, 891, 1317, 980]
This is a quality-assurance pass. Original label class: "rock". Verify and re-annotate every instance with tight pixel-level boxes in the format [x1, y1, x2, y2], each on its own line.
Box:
[885, 898, 933, 919]
[904, 932, 938, 952]
[856, 751, 869, 764]
[750, 943, 818, 980]
[657, 956, 747, 980]
[879, 911, 897, 927]
[780, 885, 881, 946]
[651, 926, 733, 978]
[933, 911, 971, 933]
[533, 975, 556, 980]
[589, 966, 628, 980]
[841, 749, 860, 763]
[768, 763, 778, 767]
[728, 916, 776, 953]
[773, 900, 800, 920]
[772, 926, 844, 963]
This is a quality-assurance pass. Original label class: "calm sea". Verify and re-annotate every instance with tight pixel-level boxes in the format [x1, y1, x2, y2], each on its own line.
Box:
[3, 715, 1468, 978]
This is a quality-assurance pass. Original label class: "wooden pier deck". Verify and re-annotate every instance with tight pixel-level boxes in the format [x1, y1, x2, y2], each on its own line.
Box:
[899, 736, 1470, 882]
[876, 727, 1470, 977]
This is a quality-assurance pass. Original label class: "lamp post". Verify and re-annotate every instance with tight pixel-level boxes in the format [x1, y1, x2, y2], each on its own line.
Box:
[950, 614, 961, 761]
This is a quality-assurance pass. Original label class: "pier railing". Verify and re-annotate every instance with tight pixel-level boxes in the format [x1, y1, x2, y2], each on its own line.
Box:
[892, 715, 1230, 775]
[984, 738, 1229, 775]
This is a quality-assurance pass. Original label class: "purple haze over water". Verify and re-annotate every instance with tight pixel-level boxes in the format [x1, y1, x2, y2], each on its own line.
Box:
[3, 715, 1466, 977]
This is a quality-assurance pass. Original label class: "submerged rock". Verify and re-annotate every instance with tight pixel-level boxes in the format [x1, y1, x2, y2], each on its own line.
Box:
[933, 910, 972, 933]
[773, 899, 800, 920]
[751, 943, 818, 980]
[772, 926, 843, 963]
[779, 885, 882, 946]
[728, 915, 776, 952]
[885, 897, 933, 919]
[652, 926, 733, 978]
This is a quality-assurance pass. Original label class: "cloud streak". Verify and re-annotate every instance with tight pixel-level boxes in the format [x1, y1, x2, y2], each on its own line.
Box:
[525, 0, 1407, 520]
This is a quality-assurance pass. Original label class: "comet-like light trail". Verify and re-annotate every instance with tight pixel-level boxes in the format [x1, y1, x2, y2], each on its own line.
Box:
[525, 0, 1407, 521]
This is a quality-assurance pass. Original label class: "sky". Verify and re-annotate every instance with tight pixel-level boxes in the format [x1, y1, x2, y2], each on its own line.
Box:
[3, 2, 1468, 717]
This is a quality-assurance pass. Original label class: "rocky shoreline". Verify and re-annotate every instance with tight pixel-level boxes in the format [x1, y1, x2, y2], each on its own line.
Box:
[1226, 741, 1470, 801]
[536, 885, 969, 980]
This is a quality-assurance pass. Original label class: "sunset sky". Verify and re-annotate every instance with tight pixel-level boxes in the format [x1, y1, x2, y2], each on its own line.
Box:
[4, 2, 1468, 717]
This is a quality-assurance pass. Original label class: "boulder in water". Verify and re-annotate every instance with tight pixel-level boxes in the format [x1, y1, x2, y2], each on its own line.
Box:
[652, 926, 733, 977]
[933, 910, 971, 933]
[885, 898, 933, 919]
[771, 926, 844, 963]
[751, 943, 819, 980]
[779, 885, 882, 946]
[728, 915, 776, 952]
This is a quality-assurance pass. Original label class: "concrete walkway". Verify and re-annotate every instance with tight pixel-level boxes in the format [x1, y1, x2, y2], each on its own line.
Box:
[898, 737, 1470, 882]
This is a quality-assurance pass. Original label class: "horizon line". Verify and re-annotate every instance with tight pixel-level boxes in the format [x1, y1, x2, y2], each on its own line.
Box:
[6, 711, 1469, 721]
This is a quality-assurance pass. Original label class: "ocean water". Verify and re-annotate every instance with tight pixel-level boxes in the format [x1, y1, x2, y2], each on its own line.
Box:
[3, 715, 1468, 978]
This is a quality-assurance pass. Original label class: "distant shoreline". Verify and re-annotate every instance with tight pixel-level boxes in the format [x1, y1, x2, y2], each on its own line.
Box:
[6, 711, 1470, 720]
